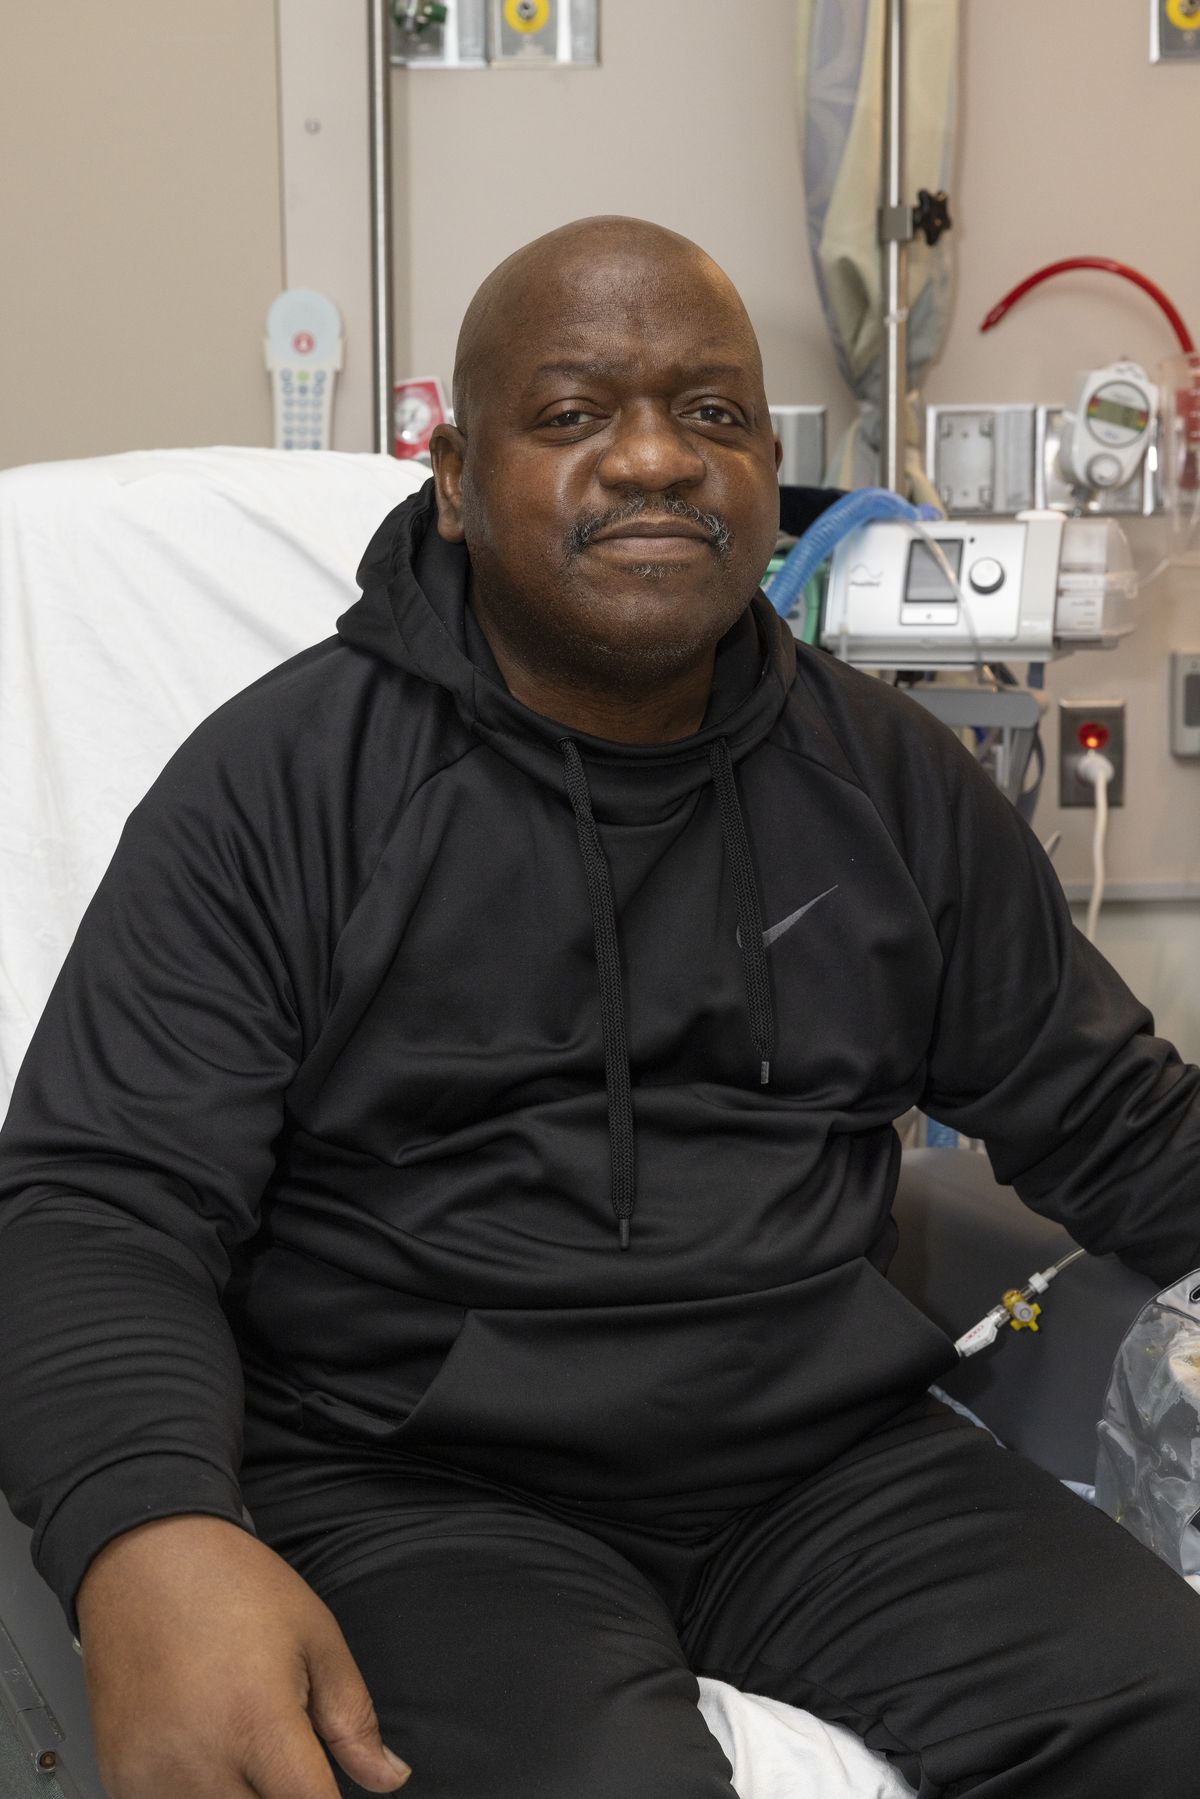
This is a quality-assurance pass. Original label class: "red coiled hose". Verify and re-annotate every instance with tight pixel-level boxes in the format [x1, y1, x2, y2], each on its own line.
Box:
[981, 257, 1194, 354]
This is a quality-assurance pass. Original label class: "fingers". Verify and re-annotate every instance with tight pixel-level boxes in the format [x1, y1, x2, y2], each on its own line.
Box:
[76, 1517, 411, 1798]
[238, 1707, 353, 1799]
[95, 1703, 345, 1799]
[306, 1615, 412, 1792]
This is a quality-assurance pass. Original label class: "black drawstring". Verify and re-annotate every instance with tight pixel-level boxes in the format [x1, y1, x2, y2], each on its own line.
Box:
[709, 739, 775, 1086]
[559, 734, 776, 1249]
[560, 739, 636, 1249]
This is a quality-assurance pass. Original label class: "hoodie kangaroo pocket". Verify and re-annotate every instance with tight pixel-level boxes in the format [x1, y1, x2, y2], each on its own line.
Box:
[297, 1266, 958, 1497]
[288, 1286, 472, 1447]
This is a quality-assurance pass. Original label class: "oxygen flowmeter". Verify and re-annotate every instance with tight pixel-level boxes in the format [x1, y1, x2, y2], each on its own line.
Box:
[1058, 361, 1156, 493]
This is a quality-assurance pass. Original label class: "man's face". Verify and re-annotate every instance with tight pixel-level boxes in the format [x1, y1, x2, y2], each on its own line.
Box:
[432, 242, 782, 696]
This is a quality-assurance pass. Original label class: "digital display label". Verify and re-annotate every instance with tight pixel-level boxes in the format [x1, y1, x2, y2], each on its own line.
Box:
[1087, 395, 1150, 434]
[905, 538, 963, 604]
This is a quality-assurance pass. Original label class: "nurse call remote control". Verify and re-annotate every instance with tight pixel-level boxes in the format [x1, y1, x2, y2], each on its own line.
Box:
[265, 290, 344, 452]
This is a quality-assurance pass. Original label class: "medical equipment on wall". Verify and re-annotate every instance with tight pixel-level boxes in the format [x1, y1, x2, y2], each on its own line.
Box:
[1057, 362, 1157, 496]
[766, 489, 928, 622]
[818, 511, 1138, 668]
[389, 0, 599, 68]
[265, 290, 344, 452]
[931, 258, 1197, 519]
[393, 375, 448, 459]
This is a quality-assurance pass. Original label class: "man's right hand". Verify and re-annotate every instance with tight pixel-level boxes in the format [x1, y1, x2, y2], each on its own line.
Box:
[76, 1514, 411, 1798]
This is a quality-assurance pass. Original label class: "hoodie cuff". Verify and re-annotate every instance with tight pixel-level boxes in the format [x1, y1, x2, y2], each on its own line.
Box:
[34, 1454, 249, 1637]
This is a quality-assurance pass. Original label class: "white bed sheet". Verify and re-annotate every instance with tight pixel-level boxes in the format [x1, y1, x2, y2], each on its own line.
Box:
[0, 446, 425, 1096]
[0, 445, 916, 1799]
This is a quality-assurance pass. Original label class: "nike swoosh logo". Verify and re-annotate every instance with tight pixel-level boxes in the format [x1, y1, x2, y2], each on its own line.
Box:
[737, 885, 839, 950]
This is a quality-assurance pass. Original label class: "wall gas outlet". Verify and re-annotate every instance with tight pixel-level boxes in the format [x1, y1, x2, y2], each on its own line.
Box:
[1058, 701, 1126, 807]
[490, 0, 598, 65]
[1152, 0, 1200, 62]
[391, 0, 487, 67]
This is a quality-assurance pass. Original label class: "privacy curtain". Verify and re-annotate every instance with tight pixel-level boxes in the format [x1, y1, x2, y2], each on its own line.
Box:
[796, 0, 959, 498]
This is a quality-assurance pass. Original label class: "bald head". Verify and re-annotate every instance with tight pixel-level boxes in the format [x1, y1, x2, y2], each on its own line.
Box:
[452, 216, 763, 434]
[429, 214, 781, 734]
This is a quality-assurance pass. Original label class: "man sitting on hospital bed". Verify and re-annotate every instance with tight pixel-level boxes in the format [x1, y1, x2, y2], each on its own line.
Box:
[1, 216, 1199, 1799]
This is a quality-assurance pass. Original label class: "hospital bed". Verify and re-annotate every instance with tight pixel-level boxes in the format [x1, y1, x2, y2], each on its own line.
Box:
[0, 448, 1159, 1799]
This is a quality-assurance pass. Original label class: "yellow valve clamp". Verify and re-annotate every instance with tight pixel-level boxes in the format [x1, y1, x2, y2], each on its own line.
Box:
[1002, 1289, 1041, 1333]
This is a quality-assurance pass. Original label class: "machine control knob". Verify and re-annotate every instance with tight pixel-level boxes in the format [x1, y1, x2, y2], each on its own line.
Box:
[1087, 452, 1124, 488]
[968, 556, 1005, 594]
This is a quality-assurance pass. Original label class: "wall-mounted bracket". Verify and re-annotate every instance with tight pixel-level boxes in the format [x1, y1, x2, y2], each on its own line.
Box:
[927, 404, 1161, 518]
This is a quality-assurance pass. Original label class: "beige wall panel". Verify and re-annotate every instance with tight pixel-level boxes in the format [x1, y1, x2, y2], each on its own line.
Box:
[278, 0, 401, 451]
[396, 0, 841, 426]
[1, 1, 282, 469]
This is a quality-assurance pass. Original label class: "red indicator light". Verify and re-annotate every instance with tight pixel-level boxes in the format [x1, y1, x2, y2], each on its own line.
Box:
[1077, 720, 1110, 752]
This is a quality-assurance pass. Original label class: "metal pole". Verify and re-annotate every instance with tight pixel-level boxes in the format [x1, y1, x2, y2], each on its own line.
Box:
[368, 0, 395, 455]
[879, 0, 911, 494]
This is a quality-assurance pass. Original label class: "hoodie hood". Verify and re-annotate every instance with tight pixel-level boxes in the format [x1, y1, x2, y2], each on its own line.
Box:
[337, 480, 797, 821]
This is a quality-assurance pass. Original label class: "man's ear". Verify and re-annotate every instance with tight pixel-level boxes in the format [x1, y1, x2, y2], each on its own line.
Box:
[429, 423, 467, 543]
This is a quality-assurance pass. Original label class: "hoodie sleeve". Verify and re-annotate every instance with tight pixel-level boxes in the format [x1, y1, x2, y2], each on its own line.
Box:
[0, 737, 305, 1630]
[913, 717, 1200, 1287]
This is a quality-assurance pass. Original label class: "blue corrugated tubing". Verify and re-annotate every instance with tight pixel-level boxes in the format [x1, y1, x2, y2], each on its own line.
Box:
[765, 488, 923, 619]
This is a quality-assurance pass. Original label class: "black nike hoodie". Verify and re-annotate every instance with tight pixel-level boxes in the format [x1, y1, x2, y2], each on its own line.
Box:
[1, 481, 1198, 1627]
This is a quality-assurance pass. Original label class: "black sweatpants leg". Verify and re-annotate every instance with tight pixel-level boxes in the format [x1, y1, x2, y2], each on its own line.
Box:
[241, 1436, 739, 1799]
[680, 1402, 1200, 1797]
[241, 1400, 1200, 1798]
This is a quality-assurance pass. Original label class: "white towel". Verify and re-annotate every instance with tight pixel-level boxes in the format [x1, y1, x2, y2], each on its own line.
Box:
[697, 1679, 916, 1799]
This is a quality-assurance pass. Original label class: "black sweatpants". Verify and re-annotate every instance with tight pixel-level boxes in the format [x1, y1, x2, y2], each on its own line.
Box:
[239, 1396, 1200, 1798]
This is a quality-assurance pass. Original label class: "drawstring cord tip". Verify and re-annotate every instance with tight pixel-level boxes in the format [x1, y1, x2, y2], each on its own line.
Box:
[760, 1059, 771, 1086]
[618, 1218, 631, 1250]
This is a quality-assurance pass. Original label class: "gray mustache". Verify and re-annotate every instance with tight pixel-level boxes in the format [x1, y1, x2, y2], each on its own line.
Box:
[567, 495, 733, 558]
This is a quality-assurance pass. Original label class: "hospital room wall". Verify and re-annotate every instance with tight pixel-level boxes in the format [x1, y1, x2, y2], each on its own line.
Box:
[4, 1, 1197, 1052]
[1, 1, 282, 467]
[395, 0, 1200, 1059]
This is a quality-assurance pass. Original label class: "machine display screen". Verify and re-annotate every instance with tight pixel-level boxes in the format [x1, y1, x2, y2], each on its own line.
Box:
[904, 538, 963, 604]
[1087, 395, 1150, 434]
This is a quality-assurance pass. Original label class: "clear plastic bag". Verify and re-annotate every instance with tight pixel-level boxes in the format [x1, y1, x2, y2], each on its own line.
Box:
[1096, 1271, 1200, 1577]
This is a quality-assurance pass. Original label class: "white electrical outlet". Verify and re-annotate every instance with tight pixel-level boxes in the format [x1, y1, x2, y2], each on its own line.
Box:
[1058, 700, 1126, 807]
